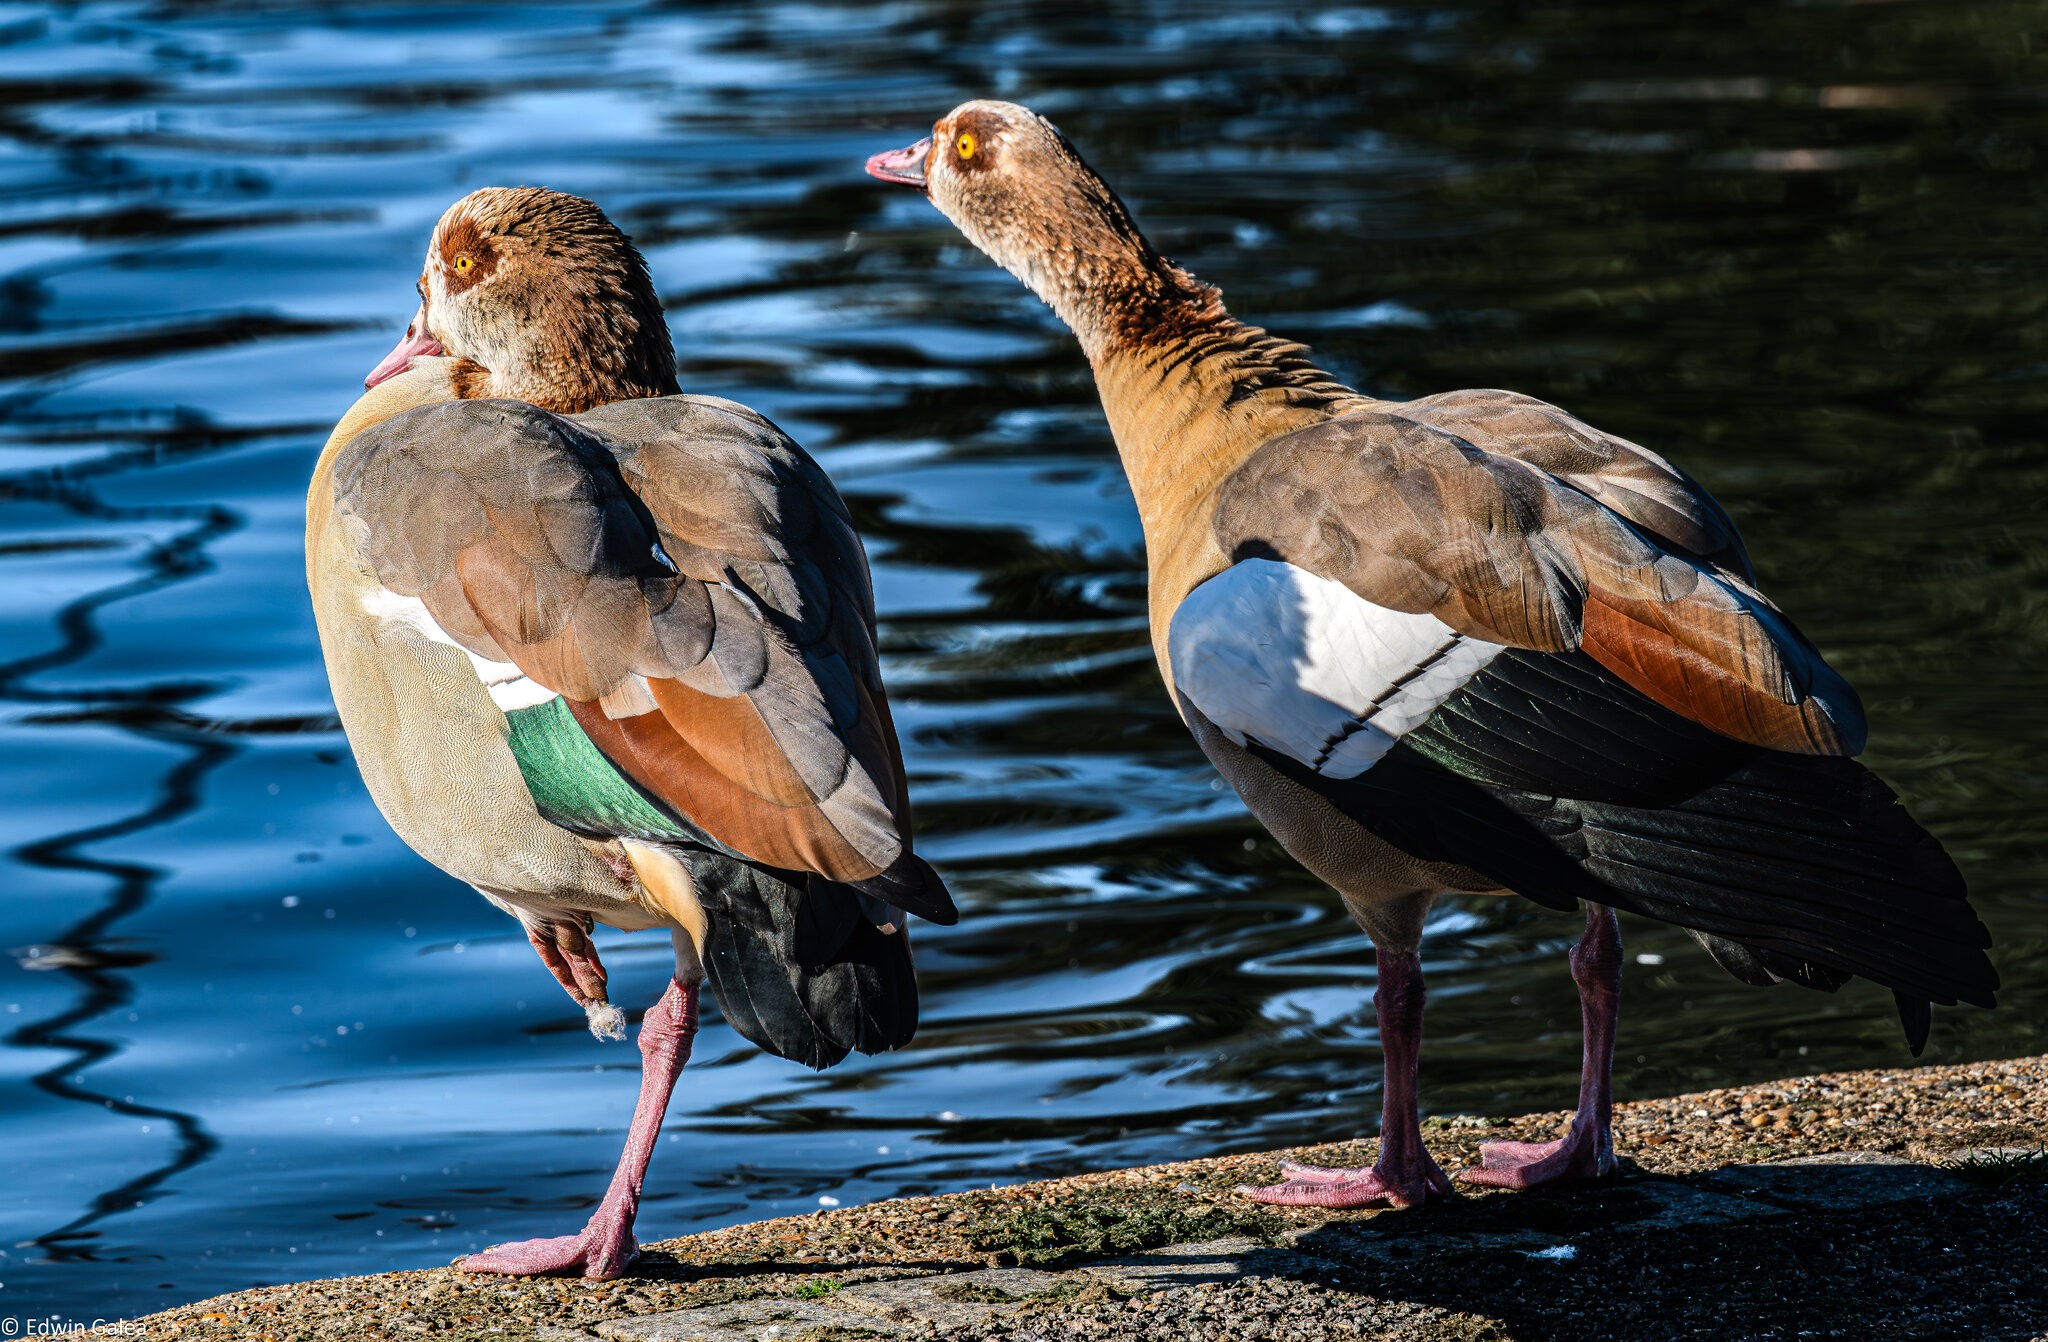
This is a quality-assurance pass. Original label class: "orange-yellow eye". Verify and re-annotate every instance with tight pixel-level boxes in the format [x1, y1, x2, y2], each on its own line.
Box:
[956, 132, 976, 160]
[453, 254, 473, 273]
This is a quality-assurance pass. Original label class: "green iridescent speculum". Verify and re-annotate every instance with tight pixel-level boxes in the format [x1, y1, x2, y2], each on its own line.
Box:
[503, 696, 692, 844]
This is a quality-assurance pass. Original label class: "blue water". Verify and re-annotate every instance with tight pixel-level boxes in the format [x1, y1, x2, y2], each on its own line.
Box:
[2, 0, 2044, 1322]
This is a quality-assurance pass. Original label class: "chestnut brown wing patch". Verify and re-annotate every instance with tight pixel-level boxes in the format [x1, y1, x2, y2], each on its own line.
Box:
[1210, 410, 1864, 757]
[332, 395, 910, 883]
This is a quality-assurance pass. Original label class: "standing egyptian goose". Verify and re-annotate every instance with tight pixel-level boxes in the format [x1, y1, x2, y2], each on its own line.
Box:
[309, 187, 953, 1275]
[868, 104, 1994, 1208]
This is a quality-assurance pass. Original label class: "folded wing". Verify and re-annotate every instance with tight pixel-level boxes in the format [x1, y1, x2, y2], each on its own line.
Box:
[1188, 407, 1864, 773]
[332, 395, 947, 920]
[1396, 387, 1753, 578]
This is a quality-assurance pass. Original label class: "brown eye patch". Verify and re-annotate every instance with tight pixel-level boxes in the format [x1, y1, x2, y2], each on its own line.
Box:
[438, 214, 498, 293]
[949, 112, 999, 174]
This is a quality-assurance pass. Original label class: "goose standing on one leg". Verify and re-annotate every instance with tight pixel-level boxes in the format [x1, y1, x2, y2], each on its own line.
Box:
[309, 187, 953, 1275]
[867, 104, 1993, 1208]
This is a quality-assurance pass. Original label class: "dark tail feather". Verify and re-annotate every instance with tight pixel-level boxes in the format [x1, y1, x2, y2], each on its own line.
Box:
[691, 855, 918, 1070]
[1519, 754, 1997, 1044]
[1557, 754, 1995, 1011]
[1894, 991, 1932, 1056]
[1684, 930, 1855, 994]
[1682, 929, 1943, 1054]
[852, 848, 958, 926]
[1350, 749, 1996, 1048]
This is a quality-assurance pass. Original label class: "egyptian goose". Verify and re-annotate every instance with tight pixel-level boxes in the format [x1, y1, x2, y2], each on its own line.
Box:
[868, 104, 1994, 1208]
[308, 187, 953, 1275]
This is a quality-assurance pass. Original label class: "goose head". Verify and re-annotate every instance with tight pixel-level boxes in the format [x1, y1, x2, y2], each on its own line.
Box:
[365, 186, 679, 414]
[866, 100, 1219, 360]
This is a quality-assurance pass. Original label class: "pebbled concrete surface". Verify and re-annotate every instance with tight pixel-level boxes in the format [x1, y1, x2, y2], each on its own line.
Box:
[133, 1054, 2048, 1341]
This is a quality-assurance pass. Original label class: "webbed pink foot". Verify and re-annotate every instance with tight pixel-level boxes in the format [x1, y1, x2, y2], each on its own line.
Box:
[1240, 1154, 1455, 1209]
[1461, 904, 1623, 1192]
[459, 1226, 638, 1279]
[1237, 948, 1454, 1210]
[460, 972, 699, 1281]
[1459, 1125, 1616, 1189]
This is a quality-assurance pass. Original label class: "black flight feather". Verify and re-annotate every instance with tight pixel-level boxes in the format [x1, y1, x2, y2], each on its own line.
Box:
[851, 848, 959, 926]
[686, 850, 918, 1070]
[1265, 650, 1997, 1046]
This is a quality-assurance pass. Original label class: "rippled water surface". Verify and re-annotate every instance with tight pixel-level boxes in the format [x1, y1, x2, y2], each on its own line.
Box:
[3, 0, 2045, 1320]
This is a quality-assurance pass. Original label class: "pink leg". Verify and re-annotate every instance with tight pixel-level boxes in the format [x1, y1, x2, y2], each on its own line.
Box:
[460, 976, 700, 1278]
[1460, 903, 1621, 1189]
[1239, 948, 1454, 1209]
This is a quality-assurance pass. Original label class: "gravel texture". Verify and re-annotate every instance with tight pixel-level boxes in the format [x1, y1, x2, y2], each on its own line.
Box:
[130, 1054, 2048, 1342]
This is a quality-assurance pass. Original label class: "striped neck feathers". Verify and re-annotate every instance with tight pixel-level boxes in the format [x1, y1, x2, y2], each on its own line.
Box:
[1017, 218, 1360, 535]
[917, 103, 1358, 528]
[425, 187, 683, 416]
[1092, 297, 1363, 537]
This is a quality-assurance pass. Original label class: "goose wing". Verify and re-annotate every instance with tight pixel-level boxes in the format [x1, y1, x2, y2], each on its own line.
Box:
[1394, 387, 1753, 578]
[331, 394, 951, 924]
[1170, 407, 1863, 785]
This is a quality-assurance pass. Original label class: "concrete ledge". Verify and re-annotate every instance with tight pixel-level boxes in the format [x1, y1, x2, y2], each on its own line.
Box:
[139, 1054, 2048, 1341]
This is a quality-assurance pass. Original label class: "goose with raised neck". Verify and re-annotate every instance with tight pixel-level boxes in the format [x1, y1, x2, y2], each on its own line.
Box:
[870, 102, 1993, 1211]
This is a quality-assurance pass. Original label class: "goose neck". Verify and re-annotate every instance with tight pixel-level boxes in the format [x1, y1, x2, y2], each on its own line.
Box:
[1091, 314, 1363, 539]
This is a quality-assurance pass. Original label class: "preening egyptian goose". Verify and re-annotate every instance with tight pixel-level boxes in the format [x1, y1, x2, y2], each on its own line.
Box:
[868, 104, 1995, 1208]
[308, 187, 953, 1275]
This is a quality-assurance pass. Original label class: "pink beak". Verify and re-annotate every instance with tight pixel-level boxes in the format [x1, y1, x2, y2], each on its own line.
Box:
[865, 137, 931, 189]
[364, 305, 444, 389]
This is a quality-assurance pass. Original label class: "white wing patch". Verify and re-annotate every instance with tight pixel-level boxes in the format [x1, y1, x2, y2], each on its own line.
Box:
[1169, 559, 1502, 779]
[360, 587, 560, 712]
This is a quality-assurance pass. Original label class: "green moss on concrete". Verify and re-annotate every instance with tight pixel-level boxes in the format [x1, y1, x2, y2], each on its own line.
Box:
[966, 1195, 1276, 1266]
[788, 1277, 844, 1299]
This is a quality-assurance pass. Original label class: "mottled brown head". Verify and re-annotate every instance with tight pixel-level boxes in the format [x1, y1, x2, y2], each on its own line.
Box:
[365, 186, 679, 414]
[867, 100, 1222, 360]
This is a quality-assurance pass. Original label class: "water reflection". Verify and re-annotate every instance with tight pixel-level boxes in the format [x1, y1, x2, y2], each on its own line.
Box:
[0, 0, 2042, 1321]
[0, 477, 236, 1281]
[9, 733, 224, 1271]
